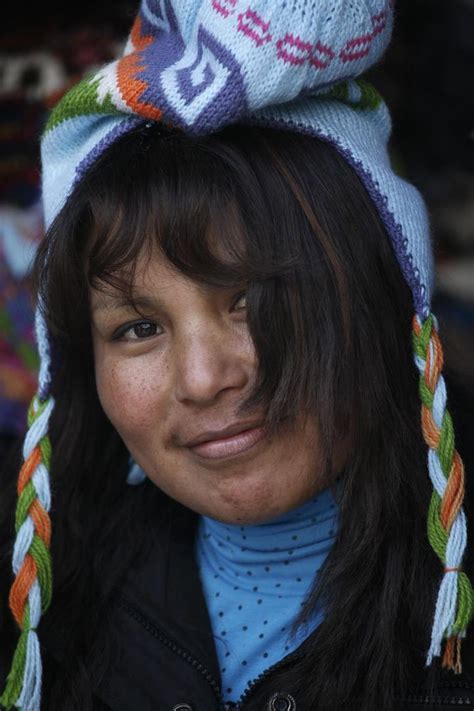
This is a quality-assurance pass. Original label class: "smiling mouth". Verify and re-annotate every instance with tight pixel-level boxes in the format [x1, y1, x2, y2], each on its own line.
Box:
[187, 425, 267, 460]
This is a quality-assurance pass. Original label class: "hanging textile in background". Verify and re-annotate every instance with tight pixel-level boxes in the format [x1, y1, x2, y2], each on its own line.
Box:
[0, 24, 127, 443]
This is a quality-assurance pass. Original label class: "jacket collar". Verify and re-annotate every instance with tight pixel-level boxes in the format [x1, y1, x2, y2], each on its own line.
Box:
[114, 496, 221, 680]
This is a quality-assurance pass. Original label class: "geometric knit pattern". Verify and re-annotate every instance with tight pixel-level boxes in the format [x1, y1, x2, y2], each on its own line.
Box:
[3, 1, 472, 708]
[40, 0, 433, 311]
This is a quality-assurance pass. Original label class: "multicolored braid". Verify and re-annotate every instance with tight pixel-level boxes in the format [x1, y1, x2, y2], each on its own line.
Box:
[412, 313, 474, 673]
[1, 310, 54, 711]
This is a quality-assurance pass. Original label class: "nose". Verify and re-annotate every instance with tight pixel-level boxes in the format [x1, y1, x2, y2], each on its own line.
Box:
[174, 326, 253, 406]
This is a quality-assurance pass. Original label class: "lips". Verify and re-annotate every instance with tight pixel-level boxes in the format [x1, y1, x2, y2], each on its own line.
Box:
[184, 420, 265, 448]
[188, 424, 267, 459]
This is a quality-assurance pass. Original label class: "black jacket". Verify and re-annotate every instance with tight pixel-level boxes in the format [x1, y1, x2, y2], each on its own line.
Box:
[33, 494, 473, 711]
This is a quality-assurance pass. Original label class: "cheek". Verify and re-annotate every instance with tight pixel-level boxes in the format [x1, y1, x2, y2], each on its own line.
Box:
[94, 351, 168, 438]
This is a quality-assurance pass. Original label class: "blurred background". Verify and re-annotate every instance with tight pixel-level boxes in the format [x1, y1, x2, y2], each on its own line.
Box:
[0, 0, 473, 462]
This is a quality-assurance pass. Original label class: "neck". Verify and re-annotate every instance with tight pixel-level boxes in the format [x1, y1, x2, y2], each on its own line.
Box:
[198, 487, 338, 595]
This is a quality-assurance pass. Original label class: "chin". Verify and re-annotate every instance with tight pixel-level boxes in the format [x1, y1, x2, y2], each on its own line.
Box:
[196, 484, 300, 526]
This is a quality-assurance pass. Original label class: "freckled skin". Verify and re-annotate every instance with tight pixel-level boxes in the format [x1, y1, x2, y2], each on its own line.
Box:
[91, 252, 343, 525]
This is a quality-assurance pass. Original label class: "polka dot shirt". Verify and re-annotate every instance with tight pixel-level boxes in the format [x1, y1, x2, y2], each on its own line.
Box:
[195, 488, 339, 703]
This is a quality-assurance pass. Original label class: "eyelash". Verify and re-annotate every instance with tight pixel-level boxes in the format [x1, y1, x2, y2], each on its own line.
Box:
[113, 292, 247, 342]
[114, 321, 159, 341]
[233, 291, 247, 310]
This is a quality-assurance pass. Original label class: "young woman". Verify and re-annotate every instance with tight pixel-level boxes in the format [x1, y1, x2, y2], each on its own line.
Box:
[0, 2, 473, 710]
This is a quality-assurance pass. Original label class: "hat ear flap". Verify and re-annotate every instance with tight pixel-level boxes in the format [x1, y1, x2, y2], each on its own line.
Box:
[412, 312, 474, 673]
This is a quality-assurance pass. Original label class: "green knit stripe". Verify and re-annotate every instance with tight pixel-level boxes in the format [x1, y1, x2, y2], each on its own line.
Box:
[418, 377, 434, 409]
[27, 396, 50, 427]
[27, 397, 37, 427]
[427, 491, 447, 562]
[353, 79, 383, 111]
[39, 435, 52, 469]
[0, 608, 30, 709]
[26, 403, 34, 428]
[412, 313, 433, 358]
[44, 74, 125, 135]
[451, 572, 474, 635]
[323, 79, 382, 112]
[25, 397, 52, 468]
[325, 81, 349, 103]
[29, 535, 53, 614]
[15, 482, 36, 532]
[437, 410, 455, 479]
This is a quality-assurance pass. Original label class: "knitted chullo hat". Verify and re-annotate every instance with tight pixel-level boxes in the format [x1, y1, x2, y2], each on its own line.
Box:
[3, 1, 473, 709]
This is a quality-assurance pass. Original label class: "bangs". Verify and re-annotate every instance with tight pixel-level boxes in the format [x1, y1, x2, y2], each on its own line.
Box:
[37, 121, 414, 451]
[83, 124, 292, 301]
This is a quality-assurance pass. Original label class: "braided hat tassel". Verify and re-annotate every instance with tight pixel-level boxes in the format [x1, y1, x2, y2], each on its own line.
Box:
[412, 313, 474, 673]
[1, 307, 54, 711]
[0, 395, 54, 710]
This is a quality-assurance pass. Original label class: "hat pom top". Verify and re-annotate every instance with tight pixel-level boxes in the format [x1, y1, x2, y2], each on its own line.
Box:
[96, 0, 394, 132]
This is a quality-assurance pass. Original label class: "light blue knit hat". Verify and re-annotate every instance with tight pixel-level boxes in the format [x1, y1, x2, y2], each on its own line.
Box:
[2, 1, 472, 709]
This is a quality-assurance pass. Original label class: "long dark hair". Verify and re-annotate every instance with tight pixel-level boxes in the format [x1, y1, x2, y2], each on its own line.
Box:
[0, 123, 443, 709]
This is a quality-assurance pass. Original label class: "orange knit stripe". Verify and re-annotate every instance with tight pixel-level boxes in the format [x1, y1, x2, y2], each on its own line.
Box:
[431, 328, 444, 372]
[129, 15, 155, 52]
[421, 404, 440, 449]
[424, 332, 443, 391]
[29, 499, 51, 547]
[442, 635, 462, 674]
[9, 554, 37, 628]
[117, 53, 164, 121]
[440, 451, 465, 530]
[424, 333, 432, 383]
[116, 16, 163, 121]
[17, 447, 41, 494]
[442, 636, 454, 669]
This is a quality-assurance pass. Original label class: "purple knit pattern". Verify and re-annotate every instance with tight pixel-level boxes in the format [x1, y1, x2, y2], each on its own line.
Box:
[136, 0, 248, 133]
[75, 117, 145, 186]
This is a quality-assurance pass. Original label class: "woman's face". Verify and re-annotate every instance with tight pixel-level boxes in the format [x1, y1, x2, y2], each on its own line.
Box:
[91, 250, 344, 524]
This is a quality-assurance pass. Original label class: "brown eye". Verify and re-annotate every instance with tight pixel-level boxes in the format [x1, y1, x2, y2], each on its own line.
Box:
[118, 321, 158, 340]
[233, 292, 247, 310]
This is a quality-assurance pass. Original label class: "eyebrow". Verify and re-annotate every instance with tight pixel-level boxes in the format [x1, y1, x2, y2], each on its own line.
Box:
[91, 293, 161, 315]
[91, 282, 240, 315]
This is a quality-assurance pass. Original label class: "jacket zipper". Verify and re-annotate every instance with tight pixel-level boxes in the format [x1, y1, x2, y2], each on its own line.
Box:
[116, 595, 226, 709]
[236, 672, 474, 709]
[234, 650, 306, 708]
[117, 596, 474, 709]
[116, 593, 305, 710]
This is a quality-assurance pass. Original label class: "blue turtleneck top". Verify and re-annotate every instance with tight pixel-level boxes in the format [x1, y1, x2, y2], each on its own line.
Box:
[195, 488, 338, 703]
